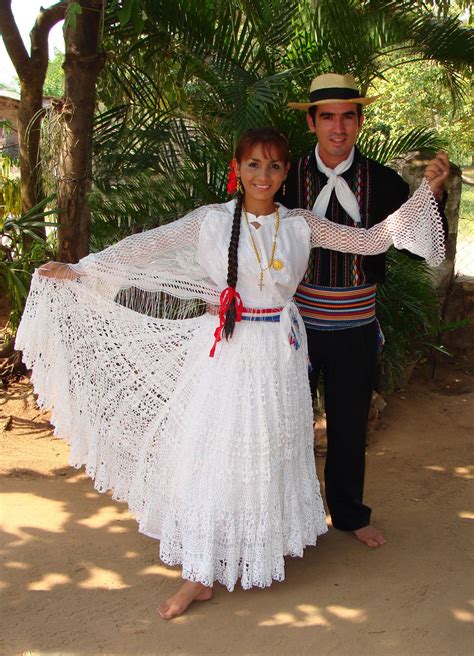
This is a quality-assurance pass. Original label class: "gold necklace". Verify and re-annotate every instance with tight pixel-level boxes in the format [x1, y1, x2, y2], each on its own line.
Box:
[243, 205, 284, 291]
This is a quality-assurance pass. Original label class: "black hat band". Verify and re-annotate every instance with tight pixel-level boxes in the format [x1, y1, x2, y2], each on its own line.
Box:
[309, 87, 361, 103]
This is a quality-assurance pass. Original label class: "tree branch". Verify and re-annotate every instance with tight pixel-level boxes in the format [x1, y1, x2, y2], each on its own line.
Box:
[0, 0, 66, 82]
[0, 0, 30, 78]
[30, 1, 67, 73]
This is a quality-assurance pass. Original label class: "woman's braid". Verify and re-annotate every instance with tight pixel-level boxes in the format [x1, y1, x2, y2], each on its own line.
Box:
[223, 191, 243, 339]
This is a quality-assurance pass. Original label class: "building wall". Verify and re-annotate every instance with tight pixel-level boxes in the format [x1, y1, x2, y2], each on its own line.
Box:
[0, 98, 20, 158]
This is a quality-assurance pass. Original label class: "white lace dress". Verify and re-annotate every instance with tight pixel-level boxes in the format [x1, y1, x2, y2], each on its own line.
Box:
[16, 186, 445, 591]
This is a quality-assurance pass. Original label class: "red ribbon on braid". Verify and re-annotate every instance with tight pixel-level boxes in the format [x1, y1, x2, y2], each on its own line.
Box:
[227, 161, 238, 194]
[209, 286, 243, 357]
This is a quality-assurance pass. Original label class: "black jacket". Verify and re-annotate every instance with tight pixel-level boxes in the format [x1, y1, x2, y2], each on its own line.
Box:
[278, 147, 412, 286]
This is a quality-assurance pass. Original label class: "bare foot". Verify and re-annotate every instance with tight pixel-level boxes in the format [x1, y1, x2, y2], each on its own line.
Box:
[353, 525, 386, 548]
[158, 581, 213, 620]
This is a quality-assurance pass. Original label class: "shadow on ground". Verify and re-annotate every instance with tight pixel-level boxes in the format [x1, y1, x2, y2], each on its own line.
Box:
[0, 355, 472, 656]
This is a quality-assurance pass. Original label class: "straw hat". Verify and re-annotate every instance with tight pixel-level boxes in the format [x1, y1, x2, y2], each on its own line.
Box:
[288, 73, 379, 111]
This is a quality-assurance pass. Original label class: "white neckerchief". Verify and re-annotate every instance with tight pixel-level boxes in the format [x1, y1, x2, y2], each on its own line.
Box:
[312, 145, 361, 224]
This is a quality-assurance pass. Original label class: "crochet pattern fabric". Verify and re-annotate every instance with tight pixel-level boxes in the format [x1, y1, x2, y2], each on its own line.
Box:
[16, 179, 444, 590]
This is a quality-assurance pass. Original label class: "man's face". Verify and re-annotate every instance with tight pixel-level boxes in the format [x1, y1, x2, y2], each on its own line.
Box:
[307, 102, 363, 167]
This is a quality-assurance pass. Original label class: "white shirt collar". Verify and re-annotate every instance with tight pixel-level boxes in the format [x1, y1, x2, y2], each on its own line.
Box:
[223, 199, 287, 219]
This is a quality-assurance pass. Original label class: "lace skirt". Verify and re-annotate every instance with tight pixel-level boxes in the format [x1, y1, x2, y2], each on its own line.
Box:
[17, 276, 327, 591]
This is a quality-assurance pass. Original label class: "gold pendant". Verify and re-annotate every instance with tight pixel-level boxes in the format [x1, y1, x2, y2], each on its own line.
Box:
[272, 259, 284, 271]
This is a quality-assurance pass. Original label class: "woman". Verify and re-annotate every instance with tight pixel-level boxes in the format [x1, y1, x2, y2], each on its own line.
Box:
[17, 128, 446, 619]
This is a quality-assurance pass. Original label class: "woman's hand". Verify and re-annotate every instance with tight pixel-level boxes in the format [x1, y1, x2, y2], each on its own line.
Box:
[424, 152, 449, 200]
[38, 261, 82, 280]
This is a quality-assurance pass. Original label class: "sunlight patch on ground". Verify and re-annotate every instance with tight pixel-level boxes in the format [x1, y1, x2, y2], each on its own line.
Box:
[17, 653, 79, 656]
[424, 465, 473, 480]
[125, 550, 139, 558]
[452, 608, 474, 622]
[64, 471, 88, 484]
[454, 466, 473, 480]
[77, 565, 131, 589]
[107, 524, 128, 533]
[77, 505, 128, 529]
[259, 605, 329, 627]
[326, 605, 367, 623]
[28, 572, 70, 591]
[167, 615, 188, 625]
[4, 560, 29, 569]
[139, 564, 181, 579]
[0, 494, 66, 540]
[258, 604, 367, 628]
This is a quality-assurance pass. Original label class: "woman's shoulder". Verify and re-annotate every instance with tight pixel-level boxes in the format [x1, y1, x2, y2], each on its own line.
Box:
[174, 203, 232, 229]
[199, 201, 234, 217]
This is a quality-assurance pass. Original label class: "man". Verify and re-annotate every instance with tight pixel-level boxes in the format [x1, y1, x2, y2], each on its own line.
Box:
[280, 73, 448, 548]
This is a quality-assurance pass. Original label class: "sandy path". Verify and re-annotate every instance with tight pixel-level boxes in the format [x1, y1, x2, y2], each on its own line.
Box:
[0, 356, 473, 656]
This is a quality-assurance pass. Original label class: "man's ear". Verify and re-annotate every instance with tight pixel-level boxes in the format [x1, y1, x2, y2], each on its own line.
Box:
[358, 113, 364, 131]
[306, 112, 316, 134]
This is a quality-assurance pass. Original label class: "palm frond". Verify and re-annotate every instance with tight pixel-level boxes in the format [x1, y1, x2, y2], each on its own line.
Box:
[358, 127, 446, 164]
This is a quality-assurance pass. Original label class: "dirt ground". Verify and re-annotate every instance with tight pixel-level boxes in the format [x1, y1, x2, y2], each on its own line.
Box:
[0, 351, 473, 656]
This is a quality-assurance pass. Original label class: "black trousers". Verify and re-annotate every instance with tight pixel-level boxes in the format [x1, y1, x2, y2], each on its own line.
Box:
[307, 322, 378, 531]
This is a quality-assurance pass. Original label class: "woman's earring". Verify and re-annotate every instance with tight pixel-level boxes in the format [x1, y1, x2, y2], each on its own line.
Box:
[237, 177, 243, 194]
[282, 181, 286, 195]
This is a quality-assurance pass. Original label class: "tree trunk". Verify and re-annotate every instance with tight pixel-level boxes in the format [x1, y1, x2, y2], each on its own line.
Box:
[57, 0, 105, 262]
[0, 0, 66, 217]
[18, 79, 44, 213]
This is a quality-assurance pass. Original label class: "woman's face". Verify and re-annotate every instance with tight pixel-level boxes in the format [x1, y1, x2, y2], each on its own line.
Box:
[234, 143, 289, 209]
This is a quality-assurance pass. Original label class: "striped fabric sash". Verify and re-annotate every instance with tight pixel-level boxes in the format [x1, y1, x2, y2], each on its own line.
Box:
[207, 305, 283, 322]
[294, 282, 377, 330]
[207, 302, 304, 352]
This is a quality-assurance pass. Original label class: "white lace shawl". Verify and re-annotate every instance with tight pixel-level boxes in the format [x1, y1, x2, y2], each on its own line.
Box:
[61, 178, 444, 316]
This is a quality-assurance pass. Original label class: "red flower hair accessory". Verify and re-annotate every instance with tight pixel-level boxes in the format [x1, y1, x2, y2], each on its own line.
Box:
[227, 160, 238, 195]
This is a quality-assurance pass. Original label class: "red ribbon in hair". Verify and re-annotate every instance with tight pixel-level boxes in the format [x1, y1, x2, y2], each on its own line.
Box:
[227, 161, 238, 195]
[209, 286, 243, 357]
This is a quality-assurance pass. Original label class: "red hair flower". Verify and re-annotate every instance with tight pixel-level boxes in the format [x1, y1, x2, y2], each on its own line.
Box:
[227, 160, 238, 195]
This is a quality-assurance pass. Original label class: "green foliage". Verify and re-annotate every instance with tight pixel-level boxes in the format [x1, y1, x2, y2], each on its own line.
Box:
[44, 48, 65, 97]
[0, 157, 21, 218]
[365, 62, 473, 165]
[459, 179, 474, 245]
[92, 0, 472, 236]
[376, 250, 442, 392]
[118, 0, 144, 32]
[82, 0, 473, 388]
[0, 80, 20, 93]
[63, 1, 83, 34]
[460, 179, 474, 223]
[0, 187, 57, 333]
[0, 118, 14, 136]
[358, 127, 447, 164]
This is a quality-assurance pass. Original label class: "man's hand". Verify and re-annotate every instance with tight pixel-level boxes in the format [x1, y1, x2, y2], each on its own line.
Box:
[424, 151, 449, 201]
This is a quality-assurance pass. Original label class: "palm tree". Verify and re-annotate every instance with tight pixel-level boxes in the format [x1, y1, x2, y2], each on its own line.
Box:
[36, 0, 472, 387]
[87, 0, 472, 240]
